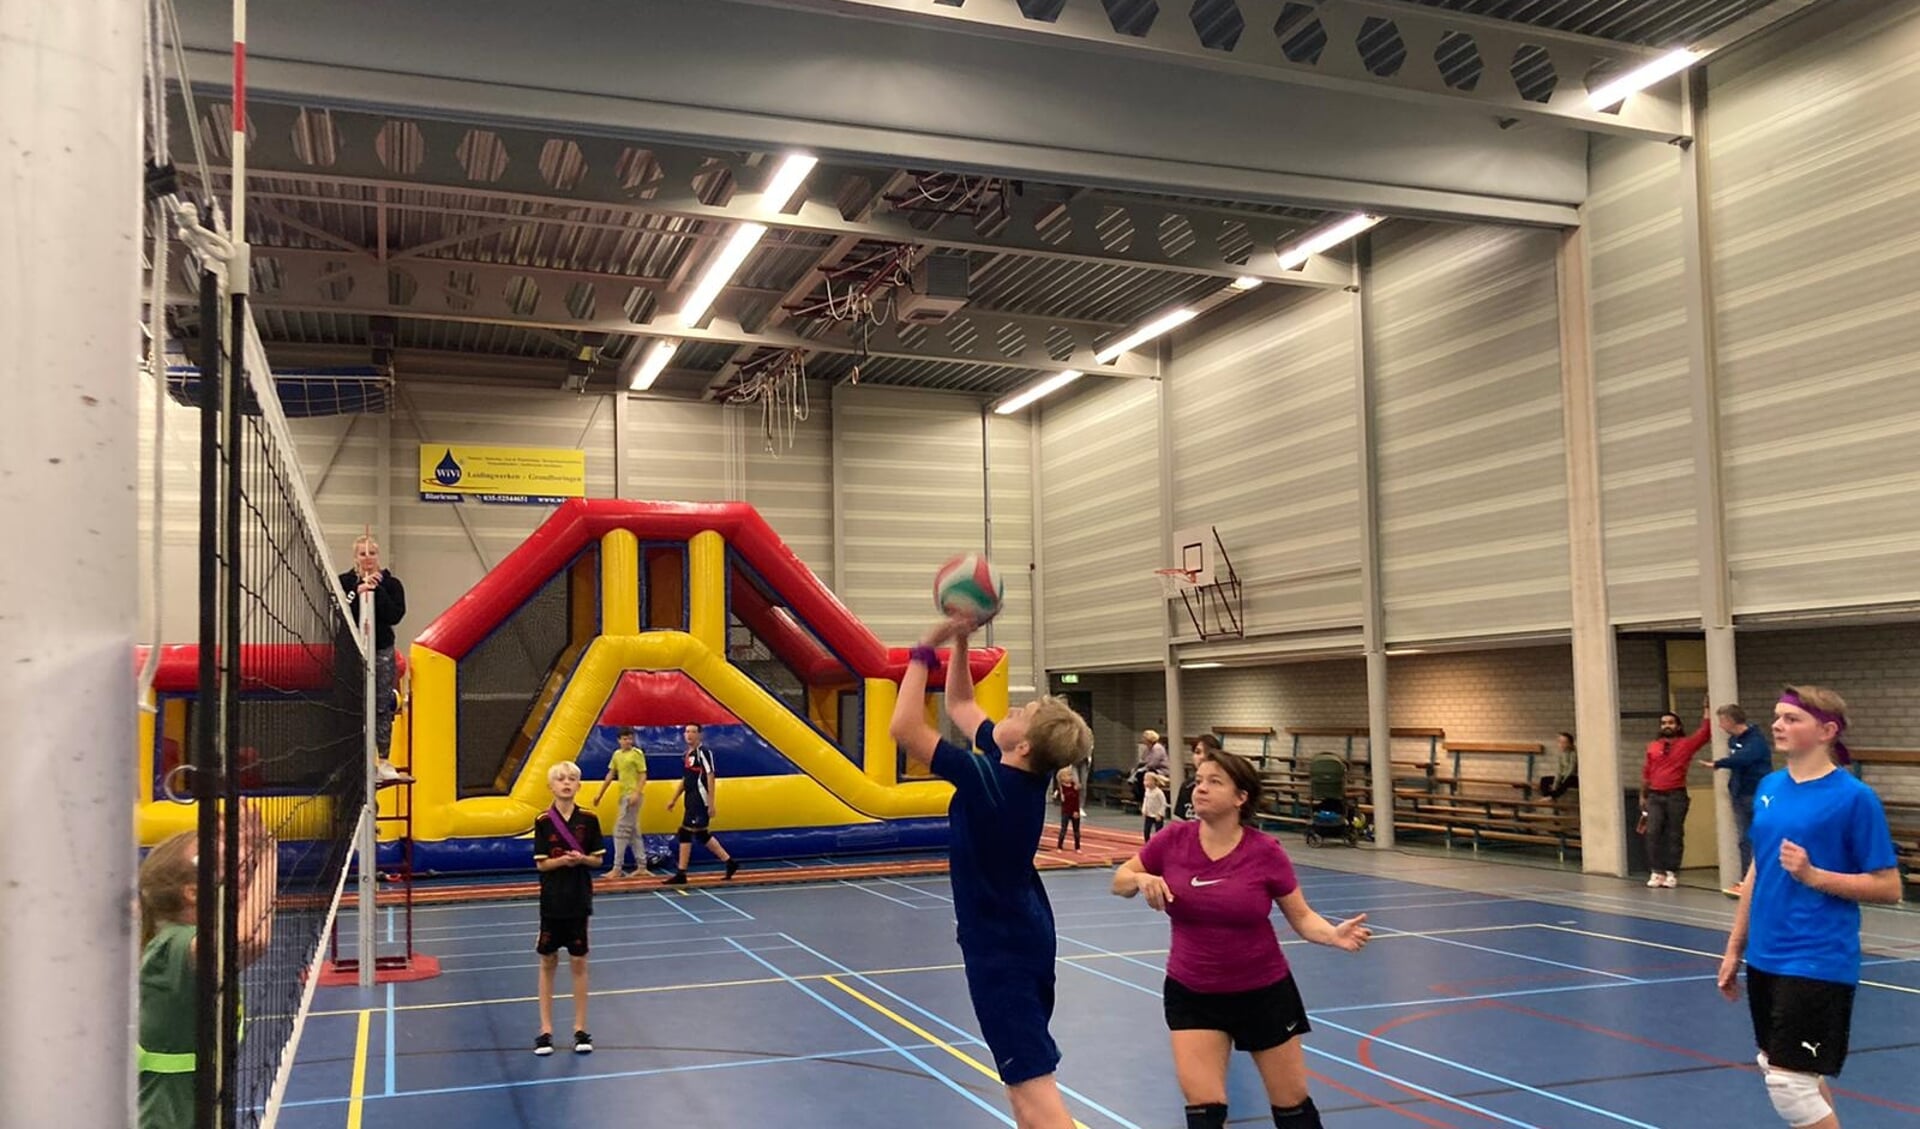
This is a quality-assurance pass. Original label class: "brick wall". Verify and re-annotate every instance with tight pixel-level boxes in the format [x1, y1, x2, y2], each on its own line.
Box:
[1736, 623, 1920, 807]
[1053, 671, 1166, 776]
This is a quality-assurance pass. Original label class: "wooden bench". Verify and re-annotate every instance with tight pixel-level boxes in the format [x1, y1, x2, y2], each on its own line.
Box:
[1441, 741, 1545, 798]
[1851, 749, 1920, 900]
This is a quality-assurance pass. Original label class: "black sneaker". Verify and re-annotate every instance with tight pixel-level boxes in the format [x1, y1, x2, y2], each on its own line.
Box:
[533, 1032, 554, 1057]
[724, 859, 739, 881]
[663, 871, 687, 885]
[573, 1030, 593, 1054]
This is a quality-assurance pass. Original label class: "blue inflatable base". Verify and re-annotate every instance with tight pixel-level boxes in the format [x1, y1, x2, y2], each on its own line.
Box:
[380, 817, 952, 875]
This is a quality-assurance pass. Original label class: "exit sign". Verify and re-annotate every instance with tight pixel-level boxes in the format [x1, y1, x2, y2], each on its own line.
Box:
[1058, 673, 1080, 684]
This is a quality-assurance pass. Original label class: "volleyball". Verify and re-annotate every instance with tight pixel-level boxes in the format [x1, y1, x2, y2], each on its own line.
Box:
[934, 553, 1004, 624]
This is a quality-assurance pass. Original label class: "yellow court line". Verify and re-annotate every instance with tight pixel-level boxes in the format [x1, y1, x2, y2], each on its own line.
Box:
[821, 975, 1092, 1129]
[345, 1009, 372, 1129]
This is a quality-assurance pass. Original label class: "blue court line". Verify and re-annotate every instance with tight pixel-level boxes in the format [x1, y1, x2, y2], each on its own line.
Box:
[281, 1040, 964, 1108]
[777, 933, 1146, 1129]
[384, 983, 395, 1096]
[697, 887, 754, 920]
[421, 945, 801, 978]
[722, 937, 1018, 1127]
[1052, 932, 1556, 1129]
[1366, 922, 1644, 983]
[652, 889, 706, 923]
[1309, 1015, 1661, 1129]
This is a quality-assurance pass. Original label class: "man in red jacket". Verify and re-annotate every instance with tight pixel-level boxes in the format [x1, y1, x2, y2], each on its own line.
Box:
[1642, 709, 1712, 889]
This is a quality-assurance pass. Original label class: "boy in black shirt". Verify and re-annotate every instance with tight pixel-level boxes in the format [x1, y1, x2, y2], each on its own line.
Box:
[533, 760, 603, 1055]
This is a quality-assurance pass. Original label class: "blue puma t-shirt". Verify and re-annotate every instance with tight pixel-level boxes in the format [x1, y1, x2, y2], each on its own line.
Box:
[1746, 767, 1898, 985]
[930, 719, 1054, 965]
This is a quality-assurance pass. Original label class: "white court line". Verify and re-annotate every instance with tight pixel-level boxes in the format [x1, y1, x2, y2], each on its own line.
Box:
[1367, 923, 1642, 983]
[443, 944, 801, 976]
[840, 879, 919, 908]
[1536, 923, 1920, 996]
[879, 875, 951, 903]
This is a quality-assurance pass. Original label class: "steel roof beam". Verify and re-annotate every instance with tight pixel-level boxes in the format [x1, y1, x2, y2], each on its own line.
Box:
[179, 102, 1352, 289]
[166, 251, 1158, 377]
[744, 0, 1689, 140]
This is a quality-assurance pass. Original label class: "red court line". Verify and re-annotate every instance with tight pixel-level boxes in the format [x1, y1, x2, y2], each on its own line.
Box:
[1308, 1068, 1459, 1128]
[1356, 1003, 1502, 1124]
[1492, 1002, 1920, 1118]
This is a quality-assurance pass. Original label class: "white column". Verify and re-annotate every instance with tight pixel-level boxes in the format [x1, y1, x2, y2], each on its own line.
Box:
[0, 1, 143, 1123]
[1678, 75, 1744, 891]
[1557, 222, 1627, 877]
[1155, 349, 1184, 797]
[612, 390, 631, 499]
[1352, 243, 1394, 847]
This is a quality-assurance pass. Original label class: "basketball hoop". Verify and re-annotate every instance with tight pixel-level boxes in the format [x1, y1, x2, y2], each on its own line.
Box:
[1154, 567, 1200, 600]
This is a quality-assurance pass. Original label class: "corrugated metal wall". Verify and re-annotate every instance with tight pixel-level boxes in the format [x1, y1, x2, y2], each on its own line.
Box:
[1038, 378, 1165, 671]
[1167, 286, 1363, 645]
[1367, 222, 1571, 643]
[1708, 2, 1920, 616]
[740, 403, 835, 583]
[834, 387, 988, 651]
[1586, 135, 1701, 626]
[986, 413, 1038, 695]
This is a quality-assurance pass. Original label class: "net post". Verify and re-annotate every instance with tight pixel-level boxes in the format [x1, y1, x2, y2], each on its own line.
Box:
[359, 598, 377, 989]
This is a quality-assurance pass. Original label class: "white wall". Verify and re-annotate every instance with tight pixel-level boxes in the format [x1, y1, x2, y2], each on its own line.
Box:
[1167, 284, 1363, 645]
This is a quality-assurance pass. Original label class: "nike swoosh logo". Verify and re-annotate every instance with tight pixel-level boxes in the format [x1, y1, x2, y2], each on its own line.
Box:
[1190, 877, 1224, 887]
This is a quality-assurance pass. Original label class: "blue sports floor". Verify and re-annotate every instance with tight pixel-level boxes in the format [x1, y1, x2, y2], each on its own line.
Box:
[285, 858, 1920, 1128]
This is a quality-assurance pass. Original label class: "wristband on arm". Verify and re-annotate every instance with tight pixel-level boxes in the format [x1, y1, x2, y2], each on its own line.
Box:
[908, 645, 938, 667]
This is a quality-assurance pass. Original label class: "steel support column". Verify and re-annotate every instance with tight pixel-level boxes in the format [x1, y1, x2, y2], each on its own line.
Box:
[1557, 219, 1626, 877]
[1352, 240, 1393, 849]
[1678, 75, 1744, 892]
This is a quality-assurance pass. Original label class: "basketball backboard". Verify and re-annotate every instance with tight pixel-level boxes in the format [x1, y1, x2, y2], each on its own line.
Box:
[1171, 525, 1216, 587]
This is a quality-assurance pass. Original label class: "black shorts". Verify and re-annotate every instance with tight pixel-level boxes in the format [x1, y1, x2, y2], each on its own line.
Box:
[1164, 974, 1312, 1052]
[1748, 966, 1855, 1076]
[676, 825, 711, 844]
[535, 916, 590, 957]
[963, 959, 1061, 1086]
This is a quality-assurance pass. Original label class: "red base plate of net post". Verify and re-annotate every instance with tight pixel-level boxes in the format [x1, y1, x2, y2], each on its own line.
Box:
[317, 952, 442, 986]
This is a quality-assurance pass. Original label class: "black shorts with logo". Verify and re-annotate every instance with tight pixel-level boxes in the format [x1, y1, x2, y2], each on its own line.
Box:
[1748, 966, 1855, 1076]
[1164, 973, 1312, 1052]
[535, 916, 590, 957]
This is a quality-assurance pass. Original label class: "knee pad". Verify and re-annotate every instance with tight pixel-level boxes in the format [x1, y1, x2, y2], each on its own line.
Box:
[1764, 1068, 1831, 1127]
[1273, 1098, 1323, 1129]
[1183, 1103, 1227, 1129]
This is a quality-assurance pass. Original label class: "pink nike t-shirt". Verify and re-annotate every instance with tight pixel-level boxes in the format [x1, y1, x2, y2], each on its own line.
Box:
[1138, 821, 1299, 993]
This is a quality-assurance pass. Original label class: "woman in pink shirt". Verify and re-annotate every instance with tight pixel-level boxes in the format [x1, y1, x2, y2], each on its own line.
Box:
[1111, 750, 1370, 1129]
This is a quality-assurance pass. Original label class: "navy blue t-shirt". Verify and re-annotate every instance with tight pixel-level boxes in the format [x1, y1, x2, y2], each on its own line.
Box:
[931, 719, 1054, 965]
[1746, 767, 1898, 985]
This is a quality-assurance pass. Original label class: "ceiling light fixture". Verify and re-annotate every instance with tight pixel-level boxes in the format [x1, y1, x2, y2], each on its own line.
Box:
[1276, 213, 1381, 271]
[677, 222, 767, 328]
[628, 339, 678, 391]
[1182, 661, 1225, 670]
[1230, 276, 1263, 291]
[1587, 48, 1699, 111]
[759, 153, 818, 214]
[993, 369, 1083, 415]
[1094, 308, 1198, 364]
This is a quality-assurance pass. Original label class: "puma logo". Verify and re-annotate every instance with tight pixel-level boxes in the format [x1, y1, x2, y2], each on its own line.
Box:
[1190, 877, 1224, 887]
[1801, 1041, 1821, 1057]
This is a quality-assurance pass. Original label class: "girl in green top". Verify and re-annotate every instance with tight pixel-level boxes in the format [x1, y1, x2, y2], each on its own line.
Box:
[137, 814, 276, 1129]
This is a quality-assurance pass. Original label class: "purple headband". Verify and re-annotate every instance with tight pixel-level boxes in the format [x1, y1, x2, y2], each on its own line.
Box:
[1778, 692, 1850, 765]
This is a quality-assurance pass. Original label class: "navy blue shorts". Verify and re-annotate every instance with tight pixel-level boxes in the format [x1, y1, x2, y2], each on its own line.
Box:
[963, 960, 1061, 1086]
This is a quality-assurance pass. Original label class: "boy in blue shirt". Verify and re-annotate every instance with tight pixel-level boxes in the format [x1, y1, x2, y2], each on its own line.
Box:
[1718, 685, 1901, 1129]
[890, 615, 1093, 1129]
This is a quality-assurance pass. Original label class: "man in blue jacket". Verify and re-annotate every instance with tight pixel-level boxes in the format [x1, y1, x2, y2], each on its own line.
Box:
[1703, 704, 1774, 886]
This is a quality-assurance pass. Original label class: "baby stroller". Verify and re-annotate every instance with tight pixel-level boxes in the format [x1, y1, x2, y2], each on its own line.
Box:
[1302, 753, 1362, 848]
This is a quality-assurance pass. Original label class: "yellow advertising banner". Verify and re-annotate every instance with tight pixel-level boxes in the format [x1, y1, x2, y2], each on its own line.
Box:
[418, 444, 586, 504]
